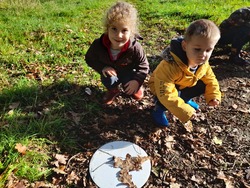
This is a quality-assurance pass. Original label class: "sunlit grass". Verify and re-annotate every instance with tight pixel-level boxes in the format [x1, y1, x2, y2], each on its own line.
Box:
[0, 0, 248, 186]
[0, 134, 52, 187]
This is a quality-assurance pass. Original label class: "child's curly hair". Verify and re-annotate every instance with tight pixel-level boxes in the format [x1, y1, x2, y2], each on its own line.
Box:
[103, 1, 139, 38]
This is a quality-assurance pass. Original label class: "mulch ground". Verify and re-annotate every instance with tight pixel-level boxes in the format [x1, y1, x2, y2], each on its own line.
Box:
[11, 49, 249, 188]
[44, 49, 250, 188]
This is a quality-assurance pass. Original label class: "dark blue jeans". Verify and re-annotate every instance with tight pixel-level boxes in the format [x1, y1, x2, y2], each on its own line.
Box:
[101, 71, 135, 90]
[219, 26, 250, 54]
[155, 80, 206, 109]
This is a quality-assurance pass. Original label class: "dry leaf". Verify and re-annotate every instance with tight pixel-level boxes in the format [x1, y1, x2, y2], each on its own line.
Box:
[14, 181, 26, 188]
[226, 151, 240, 157]
[102, 113, 119, 125]
[119, 169, 136, 188]
[183, 121, 193, 132]
[69, 111, 81, 125]
[232, 104, 238, 109]
[9, 102, 20, 109]
[114, 156, 124, 169]
[217, 171, 234, 188]
[55, 154, 68, 164]
[170, 182, 181, 188]
[213, 136, 223, 145]
[191, 175, 202, 184]
[15, 143, 27, 155]
[246, 169, 250, 180]
[165, 135, 174, 142]
[164, 135, 175, 149]
[8, 109, 14, 115]
[66, 171, 80, 184]
[52, 167, 67, 174]
[113, 153, 150, 188]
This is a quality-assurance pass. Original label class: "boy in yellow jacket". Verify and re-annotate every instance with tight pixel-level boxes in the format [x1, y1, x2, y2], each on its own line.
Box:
[149, 19, 221, 126]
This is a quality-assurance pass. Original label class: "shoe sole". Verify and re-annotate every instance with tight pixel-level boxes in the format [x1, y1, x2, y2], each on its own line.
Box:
[103, 92, 120, 105]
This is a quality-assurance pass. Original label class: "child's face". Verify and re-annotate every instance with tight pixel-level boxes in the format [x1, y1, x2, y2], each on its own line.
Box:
[182, 35, 218, 67]
[108, 21, 131, 50]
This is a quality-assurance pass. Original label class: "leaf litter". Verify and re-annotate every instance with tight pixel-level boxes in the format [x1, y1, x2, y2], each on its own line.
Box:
[4, 49, 250, 187]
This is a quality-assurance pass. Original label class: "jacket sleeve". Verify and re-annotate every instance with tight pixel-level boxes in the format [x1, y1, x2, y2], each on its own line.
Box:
[85, 39, 106, 74]
[202, 65, 221, 104]
[151, 60, 195, 123]
[132, 42, 150, 84]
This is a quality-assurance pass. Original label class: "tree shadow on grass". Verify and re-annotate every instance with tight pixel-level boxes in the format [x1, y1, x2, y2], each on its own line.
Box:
[1, 54, 249, 186]
[0, 81, 96, 149]
[0, 78, 160, 186]
[0, 79, 156, 154]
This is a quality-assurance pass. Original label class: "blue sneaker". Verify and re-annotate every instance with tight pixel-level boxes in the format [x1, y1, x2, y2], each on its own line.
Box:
[186, 99, 199, 110]
[152, 104, 169, 126]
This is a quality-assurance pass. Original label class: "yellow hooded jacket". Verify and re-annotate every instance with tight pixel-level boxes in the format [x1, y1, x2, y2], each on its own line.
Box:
[149, 38, 221, 123]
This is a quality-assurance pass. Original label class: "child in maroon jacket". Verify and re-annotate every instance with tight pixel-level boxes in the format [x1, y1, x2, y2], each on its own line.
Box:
[85, 2, 149, 105]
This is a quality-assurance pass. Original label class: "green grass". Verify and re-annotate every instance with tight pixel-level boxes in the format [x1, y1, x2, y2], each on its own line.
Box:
[0, 0, 249, 186]
[0, 134, 51, 187]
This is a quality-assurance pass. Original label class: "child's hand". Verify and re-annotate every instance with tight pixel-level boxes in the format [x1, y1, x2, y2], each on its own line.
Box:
[102, 66, 117, 77]
[208, 99, 220, 107]
[123, 80, 139, 95]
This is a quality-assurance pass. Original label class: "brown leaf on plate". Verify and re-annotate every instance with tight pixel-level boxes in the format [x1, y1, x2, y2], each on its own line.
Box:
[113, 153, 150, 188]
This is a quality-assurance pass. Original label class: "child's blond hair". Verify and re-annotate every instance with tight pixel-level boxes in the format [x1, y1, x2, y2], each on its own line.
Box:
[103, 1, 139, 37]
[184, 19, 220, 42]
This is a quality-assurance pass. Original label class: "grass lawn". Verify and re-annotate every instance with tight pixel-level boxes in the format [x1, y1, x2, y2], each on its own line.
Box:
[0, 0, 249, 187]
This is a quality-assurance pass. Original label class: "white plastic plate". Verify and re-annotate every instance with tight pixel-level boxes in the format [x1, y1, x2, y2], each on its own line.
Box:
[89, 141, 151, 188]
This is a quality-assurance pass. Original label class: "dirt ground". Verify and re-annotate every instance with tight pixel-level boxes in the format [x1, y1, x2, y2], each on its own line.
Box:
[42, 48, 250, 188]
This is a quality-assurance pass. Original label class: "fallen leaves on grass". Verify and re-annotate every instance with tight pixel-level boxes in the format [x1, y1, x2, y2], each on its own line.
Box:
[15, 143, 27, 155]
[52, 154, 68, 175]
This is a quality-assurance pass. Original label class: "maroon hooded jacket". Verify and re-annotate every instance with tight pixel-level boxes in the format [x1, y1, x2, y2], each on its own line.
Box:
[85, 34, 149, 85]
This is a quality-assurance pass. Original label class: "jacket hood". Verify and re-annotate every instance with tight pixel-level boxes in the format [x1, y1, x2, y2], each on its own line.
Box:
[170, 37, 188, 65]
[161, 37, 188, 66]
